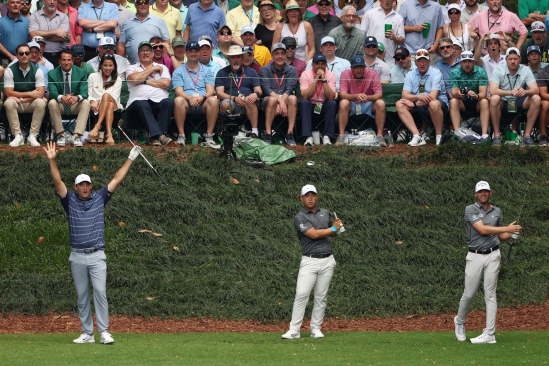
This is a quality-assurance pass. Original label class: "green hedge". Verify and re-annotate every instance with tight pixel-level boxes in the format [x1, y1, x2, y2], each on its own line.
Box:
[0, 145, 547, 321]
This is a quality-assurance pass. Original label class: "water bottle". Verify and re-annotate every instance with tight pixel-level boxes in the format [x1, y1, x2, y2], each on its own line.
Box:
[520, 131, 525, 148]
[387, 130, 394, 147]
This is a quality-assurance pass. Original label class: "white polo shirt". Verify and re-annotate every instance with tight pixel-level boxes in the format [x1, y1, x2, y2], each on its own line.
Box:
[126, 62, 171, 107]
[360, 7, 405, 63]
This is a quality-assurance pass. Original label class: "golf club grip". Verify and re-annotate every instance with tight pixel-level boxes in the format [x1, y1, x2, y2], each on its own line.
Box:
[506, 243, 513, 261]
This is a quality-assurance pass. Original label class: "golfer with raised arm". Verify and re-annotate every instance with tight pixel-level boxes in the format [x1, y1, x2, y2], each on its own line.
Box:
[44, 142, 141, 345]
[454, 181, 522, 344]
[282, 184, 342, 340]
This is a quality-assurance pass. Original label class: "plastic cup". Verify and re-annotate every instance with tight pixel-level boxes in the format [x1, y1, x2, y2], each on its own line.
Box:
[422, 23, 431, 38]
[191, 132, 200, 145]
[504, 130, 512, 142]
[385, 24, 392, 38]
[510, 132, 518, 144]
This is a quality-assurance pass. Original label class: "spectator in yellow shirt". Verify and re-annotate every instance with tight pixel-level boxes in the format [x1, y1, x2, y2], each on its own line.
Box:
[241, 24, 272, 66]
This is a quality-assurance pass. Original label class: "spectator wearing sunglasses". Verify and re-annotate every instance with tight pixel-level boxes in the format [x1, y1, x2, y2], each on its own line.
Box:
[106, 0, 134, 41]
[334, 0, 371, 17]
[362, 36, 391, 83]
[308, 0, 342, 53]
[77, 0, 119, 61]
[0, 0, 30, 65]
[57, 0, 83, 46]
[271, 36, 306, 79]
[434, 38, 460, 97]
[4, 43, 47, 148]
[390, 47, 416, 83]
[89, 37, 128, 76]
[150, 36, 175, 75]
[307, 0, 336, 17]
[441, 0, 465, 25]
[399, 0, 445, 59]
[442, 3, 476, 52]
[396, 48, 448, 146]
[72, 44, 96, 77]
[359, 0, 404, 65]
[20, 0, 32, 17]
[213, 25, 232, 64]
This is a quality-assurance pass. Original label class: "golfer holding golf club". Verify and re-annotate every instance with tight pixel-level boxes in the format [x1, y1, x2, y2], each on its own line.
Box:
[282, 184, 342, 339]
[44, 141, 142, 345]
[454, 181, 522, 344]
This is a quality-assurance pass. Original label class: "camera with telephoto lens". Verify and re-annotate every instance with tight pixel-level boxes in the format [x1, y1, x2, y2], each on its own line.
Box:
[460, 87, 469, 95]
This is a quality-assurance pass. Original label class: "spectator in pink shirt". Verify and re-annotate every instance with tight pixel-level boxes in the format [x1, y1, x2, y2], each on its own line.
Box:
[299, 53, 337, 146]
[57, 0, 83, 46]
[468, 0, 528, 51]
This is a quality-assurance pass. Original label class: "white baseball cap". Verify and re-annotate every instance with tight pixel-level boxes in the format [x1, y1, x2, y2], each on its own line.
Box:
[75, 174, 92, 185]
[505, 47, 520, 58]
[475, 181, 491, 192]
[198, 40, 211, 48]
[98, 37, 115, 46]
[301, 184, 318, 196]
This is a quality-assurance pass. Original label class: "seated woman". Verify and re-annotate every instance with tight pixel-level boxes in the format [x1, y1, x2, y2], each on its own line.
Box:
[87, 55, 123, 145]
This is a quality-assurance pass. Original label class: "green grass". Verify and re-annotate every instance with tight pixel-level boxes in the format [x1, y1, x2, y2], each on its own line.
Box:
[0, 145, 548, 321]
[1, 331, 548, 365]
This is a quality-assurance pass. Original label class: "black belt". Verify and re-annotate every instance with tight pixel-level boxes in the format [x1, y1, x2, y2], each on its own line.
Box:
[43, 51, 61, 57]
[72, 248, 103, 254]
[304, 253, 332, 259]
[469, 245, 499, 255]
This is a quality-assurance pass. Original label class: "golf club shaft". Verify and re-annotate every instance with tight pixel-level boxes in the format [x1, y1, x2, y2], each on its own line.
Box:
[118, 127, 169, 185]
[507, 181, 531, 261]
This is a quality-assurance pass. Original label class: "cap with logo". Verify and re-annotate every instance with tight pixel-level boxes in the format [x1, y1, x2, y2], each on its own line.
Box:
[527, 45, 541, 55]
[460, 51, 474, 60]
[447, 3, 461, 12]
[312, 53, 327, 63]
[198, 40, 211, 48]
[225, 45, 244, 57]
[505, 47, 520, 57]
[71, 44, 85, 53]
[32, 36, 46, 44]
[377, 42, 385, 52]
[531, 21, 546, 32]
[475, 181, 491, 192]
[218, 25, 231, 34]
[172, 36, 186, 47]
[363, 36, 377, 47]
[393, 47, 410, 58]
[198, 35, 213, 44]
[415, 48, 430, 59]
[301, 184, 317, 196]
[138, 41, 152, 50]
[350, 55, 365, 67]
[99, 37, 115, 47]
[271, 42, 286, 52]
[321, 36, 336, 46]
[186, 41, 200, 50]
[487, 33, 501, 43]
[75, 174, 92, 185]
[242, 46, 254, 54]
[241, 25, 255, 35]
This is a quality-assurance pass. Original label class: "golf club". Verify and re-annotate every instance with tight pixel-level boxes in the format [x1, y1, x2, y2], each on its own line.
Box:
[118, 126, 169, 185]
[507, 181, 531, 261]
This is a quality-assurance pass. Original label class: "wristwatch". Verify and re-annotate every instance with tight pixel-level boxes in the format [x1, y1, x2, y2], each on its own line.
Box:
[20, 97, 23, 103]
[413, 100, 418, 107]
[322, 80, 327, 83]
[255, 91, 260, 98]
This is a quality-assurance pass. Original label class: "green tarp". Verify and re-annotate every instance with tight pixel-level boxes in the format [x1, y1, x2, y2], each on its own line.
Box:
[231, 137, 296, 165]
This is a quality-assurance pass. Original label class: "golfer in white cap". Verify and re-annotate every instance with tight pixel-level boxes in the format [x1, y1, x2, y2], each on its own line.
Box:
[281, 184, 342, 339]
[44, 141, 142, 345]
[454, 181, 521, 344]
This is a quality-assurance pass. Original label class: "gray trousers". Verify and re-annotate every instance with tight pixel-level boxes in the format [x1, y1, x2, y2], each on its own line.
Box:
[456, 249, 501, 336]
[69, 250, 109, 335]
[289, 255, 336, 332]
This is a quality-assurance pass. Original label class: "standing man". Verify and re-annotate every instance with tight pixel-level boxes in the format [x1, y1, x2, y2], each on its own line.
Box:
[362, 36, 391, 83]
[520, 21, 549, 65]
[0, 0, 30, 64]
[360, 0, 405, 63]
[44, 141, 142, 345]
[489, 48, 541, 146]
[434, 37, 460, 97]
[106, 0, 134, 43]
[460, 0, 487, 24]
[169, 0, 188, 34]
[29, 0, 70, 68]
[305, 36, 351, 92]
[519, 0, 549, 35]
[77, 0, 119, 61]
[4, 43, 47, 147]
[226, 0, 260, 46]
[399, 0, 445, 60]
[299, 53, 337, 146]
[308, 0, 342, 54]
[184, 0, 225, 46]
[88, 37, 128, 75]
[281, 184, 342, 340]
[20, 0, 32, 18]
[48, 49, 91, 147]
[57, 0, 83, 46]
[390, 47, 416, 83]
[454, 181, 521, 344]
[327, 5, 366, 62]
[150, 0, 182, 40]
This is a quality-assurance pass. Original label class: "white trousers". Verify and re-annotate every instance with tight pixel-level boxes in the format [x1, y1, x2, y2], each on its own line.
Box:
[289, 255, 336, 332]
[456, 249, 501, 335]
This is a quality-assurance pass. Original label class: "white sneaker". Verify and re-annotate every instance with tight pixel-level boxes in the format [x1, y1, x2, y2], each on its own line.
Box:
[100, 331, 115, 344]
[26, 134, 40, 147]
[310, 329, 325, 338]
[304, 137, 314, 146]
[177, 134, 186, 145]
[454, 316, 466, 341]
[408, 134, 426, 147]
[73, 136, 83, 147]
[281, 330, 300, 339]
[9, 133, 25, 147]
[435, 134, 442, 146]
[73, 333, 95, 344]
[323, 136, 331, 145]
[57, 135, 66, 147]
[470, 331, 496, 344]
[204, 133, 219, 147]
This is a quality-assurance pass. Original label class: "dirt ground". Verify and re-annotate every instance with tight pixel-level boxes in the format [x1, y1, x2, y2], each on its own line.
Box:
[1, 302, 548, 334]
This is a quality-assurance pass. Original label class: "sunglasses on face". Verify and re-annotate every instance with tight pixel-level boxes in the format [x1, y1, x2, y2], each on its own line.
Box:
[153, 45, 164, 50]
[103, 54, 115, 58]
[139, 49, 152, 53]
[285, 45, 296, 49]
[72, 53, 84, 57]
[18, 51, 30, 56]
[439, 45, 453, 50]
[102, 45, 115, 50]
[219, 30, 231, 36]
[21, 1, 31, 5]
[346, 0, 360, 4]
[448, 10, 460, 15]
[365, 44, 378, 48]
[318, 2, 330, 6]
[395, 56, 406, 61]
[135, 0, 149, 5]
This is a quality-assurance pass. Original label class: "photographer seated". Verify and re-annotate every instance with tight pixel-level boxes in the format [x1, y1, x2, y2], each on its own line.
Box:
[449, 51, 490, 139]
[215, 46, 262, 138]
[172, 41, 219, 146]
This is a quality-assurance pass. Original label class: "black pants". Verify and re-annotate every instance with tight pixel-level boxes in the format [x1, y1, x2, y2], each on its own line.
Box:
[126, 98, 174, 137]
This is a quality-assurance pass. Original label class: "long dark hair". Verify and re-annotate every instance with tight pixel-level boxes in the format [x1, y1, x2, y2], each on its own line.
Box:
[99, 54, 118, 90]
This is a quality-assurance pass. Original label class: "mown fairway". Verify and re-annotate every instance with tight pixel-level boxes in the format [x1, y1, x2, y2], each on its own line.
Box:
[0, 145, 548, 320]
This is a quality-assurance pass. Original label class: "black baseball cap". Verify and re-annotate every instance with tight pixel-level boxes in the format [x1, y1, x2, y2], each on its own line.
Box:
[281, 37, 297, 47]
[393, 48, 410, 58]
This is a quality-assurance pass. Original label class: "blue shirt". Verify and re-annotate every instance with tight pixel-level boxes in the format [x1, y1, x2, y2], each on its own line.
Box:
[203, 59, 222, 78]
[434, 57, 460, 96]
[185, 2, 225, 47]
[403, 65, 448, 107]
[120, 14, 170, 64]
[390, 63, 417, 84]
[60, 187, 111, 250]
[172, 63, 214, 96]
[399, 0, 445, 54]
[0, 14, 29, 56]
[215, 65, 260, 97]
[77, 1, 118, 48]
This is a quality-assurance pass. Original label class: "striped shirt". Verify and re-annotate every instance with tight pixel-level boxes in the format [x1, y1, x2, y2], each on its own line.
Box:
[60, 187, 111, 249]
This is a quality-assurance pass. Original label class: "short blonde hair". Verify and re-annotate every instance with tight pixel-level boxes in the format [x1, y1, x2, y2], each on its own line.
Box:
[259, 4, 282, 25]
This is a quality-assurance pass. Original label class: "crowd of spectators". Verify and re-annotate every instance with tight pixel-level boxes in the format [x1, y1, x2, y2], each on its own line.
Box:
[0, 0, 547, 148]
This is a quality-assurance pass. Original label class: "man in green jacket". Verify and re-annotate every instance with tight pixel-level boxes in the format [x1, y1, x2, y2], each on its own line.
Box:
[48, 49, 91, 147]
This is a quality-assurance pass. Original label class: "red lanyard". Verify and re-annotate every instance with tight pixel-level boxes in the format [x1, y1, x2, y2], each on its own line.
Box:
[140, 64, 155, 79]
[233, 72, 244, 93]
[186, 64, 200, 90]
[353, 77, 365, 94]
[274, 73, 285, 92]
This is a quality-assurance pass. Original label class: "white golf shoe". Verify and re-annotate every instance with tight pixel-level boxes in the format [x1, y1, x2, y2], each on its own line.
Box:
[9, 133, 25, 147]
[304, 137, 314, 146]
[408, 134, 426, 147]
[454, 316, 466, 341]
[470, 331, 496, 344]
[310, 329, 325, 338]
[73, 333, 95, 344]
[100, 331, 115, 344]
[281, 330, 300, 339]
[27, 134, 40, 147]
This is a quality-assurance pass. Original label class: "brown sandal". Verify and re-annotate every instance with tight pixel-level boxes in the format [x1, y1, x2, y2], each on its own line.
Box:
[88, 126, 100, 140]
[105, 134, 115, 146]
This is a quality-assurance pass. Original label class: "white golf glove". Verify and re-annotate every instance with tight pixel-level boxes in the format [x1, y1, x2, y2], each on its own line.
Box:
[511, 233, 519, 240]
[128, 146, 142, 161]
